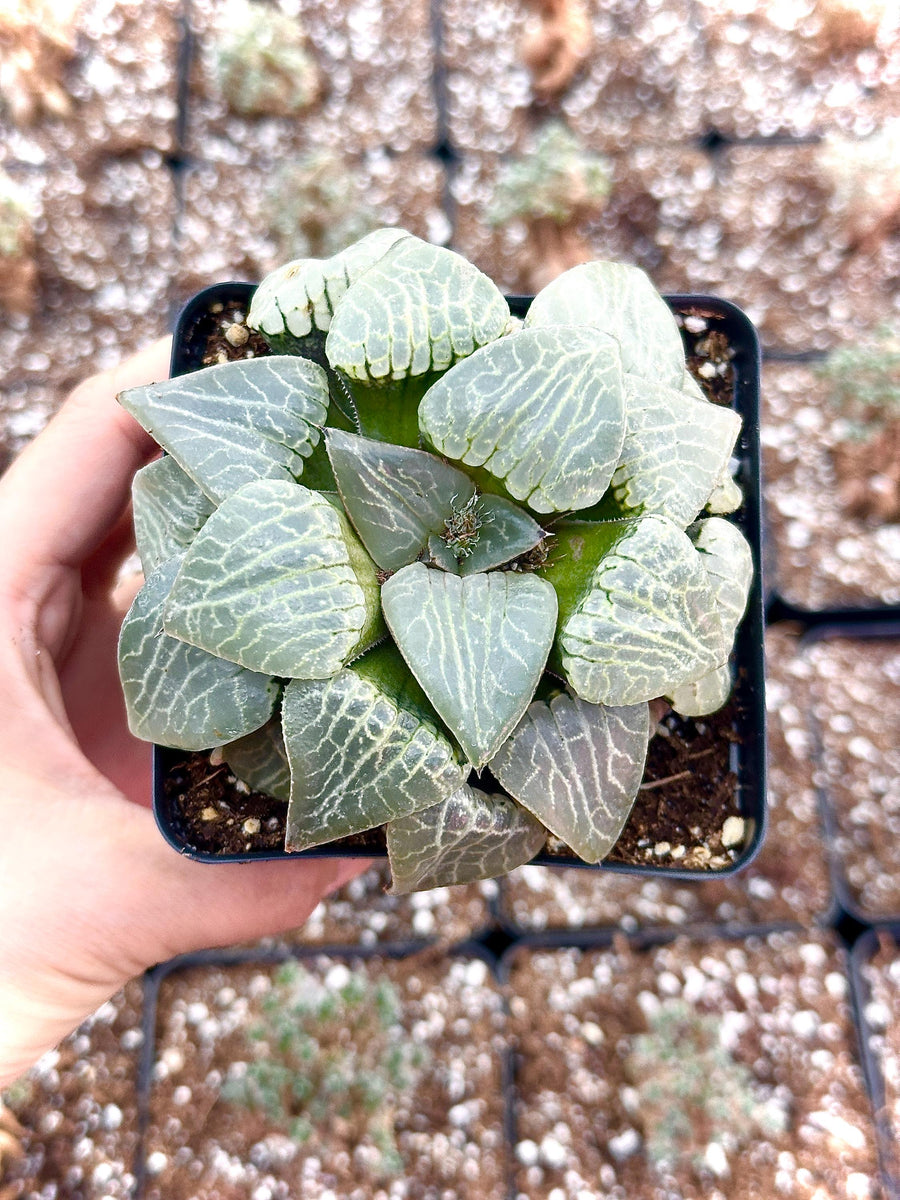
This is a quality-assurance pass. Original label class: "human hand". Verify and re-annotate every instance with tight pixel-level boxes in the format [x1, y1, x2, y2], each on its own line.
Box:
[0, 341, 369, 1087]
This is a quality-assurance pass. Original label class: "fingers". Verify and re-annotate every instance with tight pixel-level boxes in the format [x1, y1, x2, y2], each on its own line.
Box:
[0, 337, 171, 578]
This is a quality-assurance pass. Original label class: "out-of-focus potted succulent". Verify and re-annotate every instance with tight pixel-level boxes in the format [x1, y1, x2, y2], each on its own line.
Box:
[117, 229, 757, 893]
[487, 121, 613, 291]
[266, 148, 379, 262]
[0, 169, 37, 316]
[815, 327, 900, 523]
[818, 119, 900, 255]
[207, 0, 321, 118]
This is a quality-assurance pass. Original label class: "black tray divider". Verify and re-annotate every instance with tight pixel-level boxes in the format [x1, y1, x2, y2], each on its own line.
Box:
[767, 597, 900, 631]
[848, 926, 900, 1200]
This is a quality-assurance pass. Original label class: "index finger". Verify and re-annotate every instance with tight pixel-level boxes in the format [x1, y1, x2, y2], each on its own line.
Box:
[0, 338, 171, 575]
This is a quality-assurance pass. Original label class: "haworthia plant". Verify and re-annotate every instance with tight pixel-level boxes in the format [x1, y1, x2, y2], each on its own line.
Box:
[386, 785, 547, 895]
[118, 229, 755, 892]
[163, 479, 383, 678]
[247, 227, 409, 352]
[380, 564, 558, 767]
[418, 326, 626, 513]
[524, 260, 686, 386]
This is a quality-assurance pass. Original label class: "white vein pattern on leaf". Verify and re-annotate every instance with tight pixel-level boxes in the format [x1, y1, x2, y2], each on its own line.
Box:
[284, 675, 462, 844]
[120, 561, 274, 747]
[388, 787, 544, 890]
[165, 487, 366, 675]
[562, 523, 724, 702]
[420, 330, 624, 512]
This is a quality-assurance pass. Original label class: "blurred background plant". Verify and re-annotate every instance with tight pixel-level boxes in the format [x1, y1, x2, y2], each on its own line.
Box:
[0, 0, 78, 126]
[209, 0, 321, 118]
[519, 0, 592, 99]
[266, 149, 379, 260]
[220, 960, 428, 1178]
[818, 119, 900, 254]
[0, 170, 37, 316]
[813, 0, 897, 57]
[486, 121, 612, 290]
[625, 998, 789, 1177]
[817, 329, 900, 521]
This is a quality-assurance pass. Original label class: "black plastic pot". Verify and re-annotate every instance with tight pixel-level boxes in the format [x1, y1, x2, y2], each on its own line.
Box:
[152, 282, 766, 879]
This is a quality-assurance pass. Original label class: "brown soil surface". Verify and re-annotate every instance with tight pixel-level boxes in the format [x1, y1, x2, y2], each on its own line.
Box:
[858, 931, 900, 1187]
[0, 982, 144, 1200]
[763, 362, 900, 607]
[508, 930, 879, 1198]
[808, 636, 900, 920]
[143, 952, 507, 1199]
[163, 698, 747, 874]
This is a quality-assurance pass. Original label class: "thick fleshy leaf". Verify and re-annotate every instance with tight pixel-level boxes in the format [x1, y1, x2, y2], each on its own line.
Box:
[601, 377, 741, 527]
[524, 260, 686, 386]
[426, 533, 461, 574]
[247, 228, 409, 350]
[221, 717, 291, 801]
[419, 326, 626, 515]
[704, 469, 743, 515]
[545, 515, 727, 706]
[282, 643, 467, 851]
[381, 563, 558, 767]
[386, 784, 546, 894]
[325, 236, 509, 384]
[690, 516, 754, 641]
[118, 558, 277, 750]
[164, 479, 382, 678]
[131, 455, 215, 573]
[325, 429, 474, 570]
[490, 691, 650, 863]
[667, 663, 733, 717]
[118, 356, 330, 504]
[457, 495, 546, 574]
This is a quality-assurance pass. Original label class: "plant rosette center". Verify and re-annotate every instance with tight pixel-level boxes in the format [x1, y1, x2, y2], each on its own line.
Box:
[117, 229, 753, 893]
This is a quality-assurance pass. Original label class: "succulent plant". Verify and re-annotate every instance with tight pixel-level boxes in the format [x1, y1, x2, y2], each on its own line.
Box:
[817, 326, 900, 426]
[625, 999, 788, 1173]
[266, 149, 380, 262]
[209, 0, 321, 119]
[117, 230, 753, 892]
[0, 0, 77, 126]
[487, 122, 612, 229]
[221, 960, 425, 1177]
[487, 121, 612, 291]
[818, 119, 900, 253]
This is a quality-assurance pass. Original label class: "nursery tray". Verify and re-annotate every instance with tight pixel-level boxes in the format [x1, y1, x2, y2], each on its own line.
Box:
[152, 284, 766, 879]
